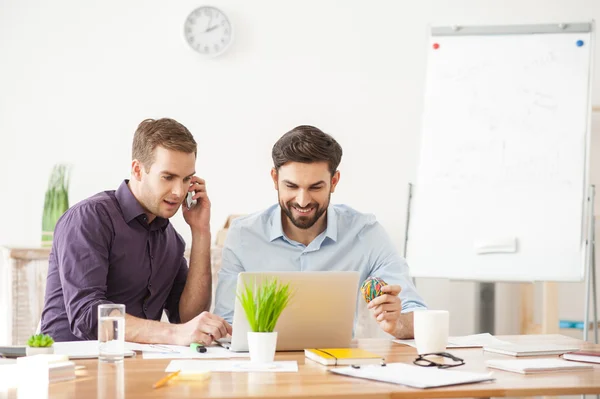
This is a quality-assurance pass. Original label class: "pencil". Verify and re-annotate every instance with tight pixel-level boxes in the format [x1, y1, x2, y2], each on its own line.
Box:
[152, 370, 181, 389]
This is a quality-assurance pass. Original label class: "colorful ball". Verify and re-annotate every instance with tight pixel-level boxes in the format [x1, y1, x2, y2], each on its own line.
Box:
[360, 276, 388, 304]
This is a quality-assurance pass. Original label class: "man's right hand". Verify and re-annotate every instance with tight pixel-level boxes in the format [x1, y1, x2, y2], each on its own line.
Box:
[174, 311, 232, 346]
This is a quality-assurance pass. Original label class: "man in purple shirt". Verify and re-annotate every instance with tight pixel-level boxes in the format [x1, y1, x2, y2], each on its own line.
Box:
[41, 118, 231, 345]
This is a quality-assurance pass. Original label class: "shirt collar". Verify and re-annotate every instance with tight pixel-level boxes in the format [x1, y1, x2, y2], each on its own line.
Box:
[115, 180, 169, 230]
[269, 206, 285, 242]
[269, 204, 338, 243]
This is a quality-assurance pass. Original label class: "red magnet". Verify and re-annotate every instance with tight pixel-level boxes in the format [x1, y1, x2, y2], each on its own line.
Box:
[433, 43, 440, 50]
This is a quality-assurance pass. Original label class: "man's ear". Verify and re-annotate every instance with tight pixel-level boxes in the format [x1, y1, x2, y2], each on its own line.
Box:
[131, 159, 144, 181]
[271, 168, 279, 190]
[330, 170, 341, 193]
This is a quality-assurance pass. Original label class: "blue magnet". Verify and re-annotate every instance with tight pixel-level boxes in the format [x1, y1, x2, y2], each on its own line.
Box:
[576, 40, 584, 47]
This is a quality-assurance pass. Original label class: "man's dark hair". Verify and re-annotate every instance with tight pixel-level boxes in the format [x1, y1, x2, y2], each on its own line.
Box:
[271, 125, 343, 175]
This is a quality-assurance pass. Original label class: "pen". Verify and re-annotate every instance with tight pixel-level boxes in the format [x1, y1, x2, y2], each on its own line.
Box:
[190, 343, 207, 353]
[152, 370, 180, 389]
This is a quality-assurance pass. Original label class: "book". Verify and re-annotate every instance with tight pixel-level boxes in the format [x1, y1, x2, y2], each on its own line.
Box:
[562, 350, 600, 364]
[486, 358, 593, 374]
[329, 363, 495, 389]
[304, 348, 384, 366]
[483, 343, 579, 357]
[16, 354, 76, 383]
[394, 333, 510, 349]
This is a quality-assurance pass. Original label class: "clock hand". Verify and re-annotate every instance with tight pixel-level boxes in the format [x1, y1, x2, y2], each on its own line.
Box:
[204, 25, 219, 33]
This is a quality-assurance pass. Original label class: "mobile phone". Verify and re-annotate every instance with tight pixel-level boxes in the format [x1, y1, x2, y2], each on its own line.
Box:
[186, 191, 197, 210]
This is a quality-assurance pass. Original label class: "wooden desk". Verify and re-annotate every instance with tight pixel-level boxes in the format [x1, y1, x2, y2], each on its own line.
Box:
[5, 334, 600, 398]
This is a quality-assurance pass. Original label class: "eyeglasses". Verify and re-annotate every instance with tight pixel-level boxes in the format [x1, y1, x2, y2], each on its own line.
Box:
[413, 352, 465, 369]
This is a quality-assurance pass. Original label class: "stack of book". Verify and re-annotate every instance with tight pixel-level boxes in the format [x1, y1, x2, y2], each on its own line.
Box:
[17, 354, 76, 383]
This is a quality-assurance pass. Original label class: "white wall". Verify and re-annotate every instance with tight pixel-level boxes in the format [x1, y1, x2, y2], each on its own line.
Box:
[2, 0, 600, 337]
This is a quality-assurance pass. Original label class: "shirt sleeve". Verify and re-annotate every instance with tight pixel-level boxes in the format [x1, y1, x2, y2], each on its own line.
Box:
[213, 221, 245, 324]
[360, 221, 427, 312]
[53, 203, 114, 340]
[164, 256, 189, 324]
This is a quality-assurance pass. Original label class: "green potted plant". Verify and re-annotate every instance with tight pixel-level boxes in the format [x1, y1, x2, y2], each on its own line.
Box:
[237, 277, 292, 363]
[26, 334, 54, 356]
[42, 163, 71, 247]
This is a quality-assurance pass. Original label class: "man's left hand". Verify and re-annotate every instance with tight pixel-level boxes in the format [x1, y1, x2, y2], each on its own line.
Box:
[182, 176, 211, 232]
[367, 284, 402, 336]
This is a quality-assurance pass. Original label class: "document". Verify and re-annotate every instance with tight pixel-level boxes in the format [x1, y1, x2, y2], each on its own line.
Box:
[329, 363, 494, 389]
[141, 344, 250, 359]
[165, 360, 298, 373]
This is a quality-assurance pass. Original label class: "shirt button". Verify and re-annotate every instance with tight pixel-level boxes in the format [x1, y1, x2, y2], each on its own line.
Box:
[144, 307, 148, 312]
[149, 283, 152, 288]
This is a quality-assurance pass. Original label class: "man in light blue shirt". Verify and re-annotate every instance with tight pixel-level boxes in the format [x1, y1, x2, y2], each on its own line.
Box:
[214, 125, 426, 338]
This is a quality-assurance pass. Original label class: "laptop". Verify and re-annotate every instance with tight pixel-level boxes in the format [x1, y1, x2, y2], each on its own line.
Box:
[219, 271, 360, 352]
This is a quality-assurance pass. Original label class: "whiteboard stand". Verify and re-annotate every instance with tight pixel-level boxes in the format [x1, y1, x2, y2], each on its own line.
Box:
[477, 283, 495, 334]
[583, 185, 598, 343]
[404, 183, 416, 286]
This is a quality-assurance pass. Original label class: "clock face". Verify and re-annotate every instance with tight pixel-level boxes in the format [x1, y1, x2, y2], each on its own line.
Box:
[184, 6, 232, 57]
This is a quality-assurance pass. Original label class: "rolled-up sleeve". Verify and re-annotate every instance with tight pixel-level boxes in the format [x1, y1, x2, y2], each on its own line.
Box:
[360, 222, 427, 312]
[54, 203, 114, 340]
[214, 221, 245, 324]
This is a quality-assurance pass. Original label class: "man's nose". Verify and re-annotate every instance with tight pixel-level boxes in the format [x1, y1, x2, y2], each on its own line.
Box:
[296, 190, 311, 207]
[172, 182, 186, 198]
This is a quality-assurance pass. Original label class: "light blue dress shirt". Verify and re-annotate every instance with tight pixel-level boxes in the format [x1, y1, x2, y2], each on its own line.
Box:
[214, 204, 427, 323]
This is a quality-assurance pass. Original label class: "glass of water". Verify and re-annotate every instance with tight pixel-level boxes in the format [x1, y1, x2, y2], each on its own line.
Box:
[98, 304, 126, 363]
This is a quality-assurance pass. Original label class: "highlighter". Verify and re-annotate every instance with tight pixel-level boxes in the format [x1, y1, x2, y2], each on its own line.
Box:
[190, 343, 207, 353]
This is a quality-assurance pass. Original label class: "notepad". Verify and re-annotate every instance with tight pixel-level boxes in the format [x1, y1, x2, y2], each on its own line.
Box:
[486, 358, 593, 374]
[304, 348, 384, 366]
[483, 343, 579, 357]
[329, 363, 494, 389]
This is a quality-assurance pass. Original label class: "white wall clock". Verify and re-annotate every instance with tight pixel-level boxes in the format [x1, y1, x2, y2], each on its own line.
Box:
[184, 6, 233, 57]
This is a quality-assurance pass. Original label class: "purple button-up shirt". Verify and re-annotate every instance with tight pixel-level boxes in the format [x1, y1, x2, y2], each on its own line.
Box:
[41, 180, 189, 342]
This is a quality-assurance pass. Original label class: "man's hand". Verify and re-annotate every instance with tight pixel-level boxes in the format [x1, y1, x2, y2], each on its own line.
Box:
[367, 284, 402, 336]
[174, 311, 232, 346]
[182, 176, 211, 233]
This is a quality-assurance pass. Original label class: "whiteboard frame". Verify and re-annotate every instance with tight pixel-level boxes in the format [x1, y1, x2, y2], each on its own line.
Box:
[432, 22, 592, 37]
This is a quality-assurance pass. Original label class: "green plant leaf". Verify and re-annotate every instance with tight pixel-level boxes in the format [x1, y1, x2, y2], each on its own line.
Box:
[236, 277, 293, 333]
[27, 333, 54, 347]
[42, 164, 71, 245]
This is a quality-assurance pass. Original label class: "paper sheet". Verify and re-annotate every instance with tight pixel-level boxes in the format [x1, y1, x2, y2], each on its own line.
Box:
[330, 362, 494, 388]
[394, 333, 510, 349]
[142, 345, 250, 359]
[165, 360, 298, 373]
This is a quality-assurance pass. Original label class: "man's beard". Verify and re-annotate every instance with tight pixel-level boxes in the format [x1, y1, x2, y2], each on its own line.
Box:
[280, 193, 330, 230]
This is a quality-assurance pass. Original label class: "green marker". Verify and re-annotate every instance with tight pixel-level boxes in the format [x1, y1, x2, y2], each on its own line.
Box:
[190, 343, 207, 353]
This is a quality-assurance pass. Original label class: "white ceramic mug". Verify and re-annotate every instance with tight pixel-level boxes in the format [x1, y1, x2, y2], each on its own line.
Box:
[413, 310, 449, 354]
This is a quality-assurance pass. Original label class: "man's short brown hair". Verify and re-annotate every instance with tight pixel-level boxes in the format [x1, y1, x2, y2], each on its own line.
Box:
[132, 118, 197, 170]
[272, 125, 343, 175]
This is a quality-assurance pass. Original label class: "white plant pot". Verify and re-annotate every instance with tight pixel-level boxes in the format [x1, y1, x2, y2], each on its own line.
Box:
[247, 332, 277, 364]
[26, 346, 54, 356]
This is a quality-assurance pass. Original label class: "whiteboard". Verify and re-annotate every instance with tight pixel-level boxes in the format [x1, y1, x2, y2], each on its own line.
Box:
[406, 23, 594, 282]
